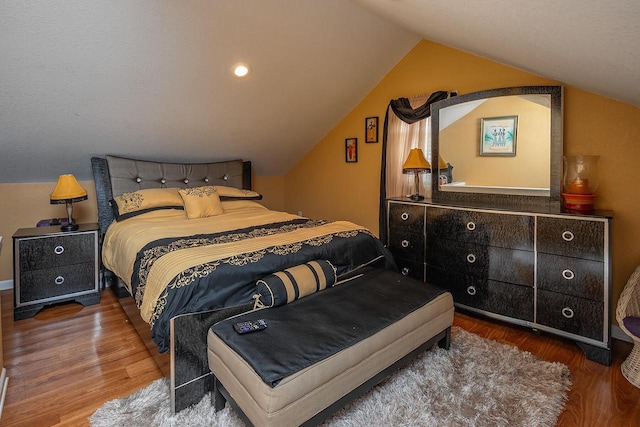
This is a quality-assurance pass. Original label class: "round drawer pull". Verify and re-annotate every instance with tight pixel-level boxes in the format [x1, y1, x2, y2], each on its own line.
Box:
[561, 307, 574, 319]
[467, 286, 476, 296]
[401, 267, 410, 276]
[562, 231, 575, 242]
[54, 245, 65, 255]
[562, 269, 575, 280]
[466, 253, 477, 264]
[54, 276, 65, 285]
[466, 221, 476, 231]
[401, 240, 410, 248]
[401, 212, 409, 221]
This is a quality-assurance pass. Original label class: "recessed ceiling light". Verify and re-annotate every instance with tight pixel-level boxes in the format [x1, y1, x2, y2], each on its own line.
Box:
[232, 63, 251, 78]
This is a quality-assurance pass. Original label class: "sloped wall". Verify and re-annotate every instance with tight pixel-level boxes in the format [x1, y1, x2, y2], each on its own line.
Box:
[284, 39, 640, 322]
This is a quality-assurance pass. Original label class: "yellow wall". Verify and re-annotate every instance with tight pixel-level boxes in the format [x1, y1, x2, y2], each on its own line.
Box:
[0, 176, 283, 283]
[284, 39, 640, 322]
[441, 96, 550, 188]
[2, 38, 639, 327]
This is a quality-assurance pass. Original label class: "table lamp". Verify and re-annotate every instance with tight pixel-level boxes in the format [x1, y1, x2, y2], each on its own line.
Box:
[402, 148, 431, 201]
[50, 174, 87, 231]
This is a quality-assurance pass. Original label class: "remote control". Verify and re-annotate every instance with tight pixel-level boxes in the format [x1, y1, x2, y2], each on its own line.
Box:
[233, 319, 268, 334]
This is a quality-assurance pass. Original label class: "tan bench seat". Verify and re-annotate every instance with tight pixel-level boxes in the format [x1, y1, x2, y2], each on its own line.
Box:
[207, 268, 454, 427]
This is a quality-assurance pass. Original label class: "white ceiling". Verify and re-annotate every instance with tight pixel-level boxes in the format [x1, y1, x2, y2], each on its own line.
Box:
[0, 1, 638, 183]
[354, 0, 640, 107]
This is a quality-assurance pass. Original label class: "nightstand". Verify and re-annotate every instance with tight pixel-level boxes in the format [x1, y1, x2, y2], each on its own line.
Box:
[12, 223, 100, 320]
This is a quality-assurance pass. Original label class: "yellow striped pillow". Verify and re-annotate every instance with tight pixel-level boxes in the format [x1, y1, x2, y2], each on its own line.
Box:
[254, 261, 337, 308]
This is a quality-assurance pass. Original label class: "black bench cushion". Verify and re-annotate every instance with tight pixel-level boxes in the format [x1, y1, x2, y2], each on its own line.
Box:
[212, 268, 447, 386]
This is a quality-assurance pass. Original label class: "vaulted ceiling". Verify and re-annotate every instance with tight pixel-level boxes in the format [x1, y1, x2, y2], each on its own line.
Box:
[1, 1, 638, 183]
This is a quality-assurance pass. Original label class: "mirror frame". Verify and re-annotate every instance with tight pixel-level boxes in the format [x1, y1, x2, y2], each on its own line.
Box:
[431, 85, 563, 209]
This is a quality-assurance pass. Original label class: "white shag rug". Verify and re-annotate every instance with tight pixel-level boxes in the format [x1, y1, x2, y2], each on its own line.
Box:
[91, 327, 571, 427]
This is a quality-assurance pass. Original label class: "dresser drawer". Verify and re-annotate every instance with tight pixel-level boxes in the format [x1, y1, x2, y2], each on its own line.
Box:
[426, 239, 534, 286]
[537, 253, 604, 300]
[394, 258, 424, 282]
[18, 232, 96, 271]
[18, 262, 96, 305]
[427, 266, 534, 321]
[389, 203, 425, 234]
[388, 229, 424, 262]
[426, 207, 533, 250]
[537, 217, 605, 261]
[536, 289, 604, 341]
[388, 203, 425, 234]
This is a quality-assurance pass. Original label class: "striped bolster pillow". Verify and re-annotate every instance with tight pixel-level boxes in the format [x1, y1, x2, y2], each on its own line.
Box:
[254, 260, 337, 308]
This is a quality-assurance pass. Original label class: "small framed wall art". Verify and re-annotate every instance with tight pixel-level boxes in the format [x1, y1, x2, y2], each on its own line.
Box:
[345, 138, 358, 162]
[480, 115, 518, 156]
[365, 116, 379, 143]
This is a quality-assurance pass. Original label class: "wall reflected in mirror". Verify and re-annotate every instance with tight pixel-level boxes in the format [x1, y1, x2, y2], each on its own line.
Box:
[439, 94, 551, 196]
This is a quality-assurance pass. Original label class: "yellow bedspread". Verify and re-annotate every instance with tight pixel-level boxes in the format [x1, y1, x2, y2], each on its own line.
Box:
[103, 200, 381, 321]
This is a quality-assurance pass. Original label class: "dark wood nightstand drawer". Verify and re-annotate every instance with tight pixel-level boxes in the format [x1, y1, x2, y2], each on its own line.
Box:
[537, 253, 604, 301]
[426, 207, 534, 251]
[18, 232, 96, 271]
[18, 262, 95, 305]
[536, 289, 604, 341]
[537, 217, 604, 261]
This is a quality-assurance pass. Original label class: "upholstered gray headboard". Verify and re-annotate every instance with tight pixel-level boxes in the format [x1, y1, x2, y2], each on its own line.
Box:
[91, 155, 252, 236]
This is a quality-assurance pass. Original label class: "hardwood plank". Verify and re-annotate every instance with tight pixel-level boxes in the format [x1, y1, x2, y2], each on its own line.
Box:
[1, 289, 163, 427]
[1, 290, 639, 426]
[453, 311, 640, 427]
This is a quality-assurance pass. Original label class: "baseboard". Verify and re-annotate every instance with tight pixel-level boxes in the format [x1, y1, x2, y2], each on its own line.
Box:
[0, 280, 12, 291]
[613, 325, 632, 343]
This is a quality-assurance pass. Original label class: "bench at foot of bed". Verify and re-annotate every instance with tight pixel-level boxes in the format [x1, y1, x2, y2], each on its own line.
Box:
[207, 268, 454, 427]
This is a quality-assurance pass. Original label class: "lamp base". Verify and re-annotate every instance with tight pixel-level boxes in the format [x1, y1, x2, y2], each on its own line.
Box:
[60, 223, 79, 232]
[408, 194, 425, 201]
[562, 193, 596, 211]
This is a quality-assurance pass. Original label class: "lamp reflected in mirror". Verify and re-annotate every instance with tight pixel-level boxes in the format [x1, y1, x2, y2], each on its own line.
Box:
[50, 174, 87, 231]
[402, 148, 431, 201]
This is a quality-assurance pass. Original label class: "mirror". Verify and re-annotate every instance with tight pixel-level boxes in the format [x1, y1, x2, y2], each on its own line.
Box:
[431, 86, 563, 207]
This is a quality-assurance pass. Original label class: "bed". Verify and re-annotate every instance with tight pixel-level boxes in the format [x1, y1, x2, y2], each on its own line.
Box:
[91, 155, 395, 414]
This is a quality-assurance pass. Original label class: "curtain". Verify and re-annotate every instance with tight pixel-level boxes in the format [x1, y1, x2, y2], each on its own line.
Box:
[379, 91, 449, 243]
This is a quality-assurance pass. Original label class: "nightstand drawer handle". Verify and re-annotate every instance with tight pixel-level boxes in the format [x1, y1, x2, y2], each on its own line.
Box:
[562, 269, 575, 280]
[54, 245, 65, 255]
[466, 253, 476, 263]
[562, 307, 574, 319]
[54, 275, 65, 285]
[401, 267, 410, 276]
[401, 240, 410, 248]
[401, 212, 409, 221]
[467, 286, 476, 296]
[466, 221, 476, 231]
[562, 231, 575, 242]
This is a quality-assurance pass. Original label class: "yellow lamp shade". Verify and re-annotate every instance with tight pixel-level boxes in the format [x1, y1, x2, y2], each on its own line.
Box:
[438, 155, 448, 169]
[50, 174, 88, 203]
[402, 148, 431, 172]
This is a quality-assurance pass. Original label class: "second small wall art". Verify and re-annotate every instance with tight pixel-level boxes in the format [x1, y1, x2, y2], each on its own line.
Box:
[345, 138, 358, 162]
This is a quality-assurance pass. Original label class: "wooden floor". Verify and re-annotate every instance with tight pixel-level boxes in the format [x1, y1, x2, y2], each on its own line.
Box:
[1, 289, 639, 427]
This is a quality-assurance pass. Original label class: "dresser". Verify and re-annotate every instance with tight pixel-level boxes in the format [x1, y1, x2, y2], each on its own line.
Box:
[387, 199, 612, 365]
[12, 224, 100, 320]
